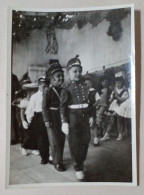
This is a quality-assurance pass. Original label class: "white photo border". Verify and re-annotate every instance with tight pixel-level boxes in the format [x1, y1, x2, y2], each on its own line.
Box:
[6, 4, 137, 189]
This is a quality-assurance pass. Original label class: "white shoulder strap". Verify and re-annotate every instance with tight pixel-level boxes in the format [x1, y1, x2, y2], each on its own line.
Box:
[52, 87, 60, 101]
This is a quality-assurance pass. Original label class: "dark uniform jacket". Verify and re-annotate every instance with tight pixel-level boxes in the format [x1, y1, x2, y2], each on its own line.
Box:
[60, 81, 93, 123]
[42, 86, 62, 123]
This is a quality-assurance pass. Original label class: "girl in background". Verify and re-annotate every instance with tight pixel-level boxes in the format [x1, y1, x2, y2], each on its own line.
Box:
[100, 76, 129, 141]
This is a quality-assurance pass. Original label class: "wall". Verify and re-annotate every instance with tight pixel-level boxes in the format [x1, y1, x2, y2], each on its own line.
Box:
[12, 13, 131, 79]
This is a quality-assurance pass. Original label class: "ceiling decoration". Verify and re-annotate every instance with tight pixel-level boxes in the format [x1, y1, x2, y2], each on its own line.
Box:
[12, 9, 130, 54]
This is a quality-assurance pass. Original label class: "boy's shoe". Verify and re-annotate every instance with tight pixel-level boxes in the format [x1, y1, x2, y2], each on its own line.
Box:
[75, 171, 85, 180]
[48, 160, 53, 165]
[41, 159, 48, 165]
[117, 134, 123, 141]
[93, 137, 99, 146]
[100, 133, 110, 141]
[31, 150, 40, 155]
[21, 148, 28, 156]
[54, 164, 65, 172]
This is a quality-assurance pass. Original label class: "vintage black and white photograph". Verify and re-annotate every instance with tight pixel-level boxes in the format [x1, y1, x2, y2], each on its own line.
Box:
[7, 5, 136, 187]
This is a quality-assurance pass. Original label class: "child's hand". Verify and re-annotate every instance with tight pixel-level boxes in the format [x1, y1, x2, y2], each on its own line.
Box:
[89, 117, 93, 127]
[45, 122, 51, 127]
[22, 121, 28, 129]
[62, 123, 69, 135]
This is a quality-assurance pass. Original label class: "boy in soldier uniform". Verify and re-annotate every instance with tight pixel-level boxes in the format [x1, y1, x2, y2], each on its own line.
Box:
[60, 55, 93, 180]
[42, 62, 65, 172]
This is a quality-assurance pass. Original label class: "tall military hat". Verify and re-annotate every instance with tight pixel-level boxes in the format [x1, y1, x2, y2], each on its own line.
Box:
[66, 55, 82, 70]
[46, 61, 63, 79]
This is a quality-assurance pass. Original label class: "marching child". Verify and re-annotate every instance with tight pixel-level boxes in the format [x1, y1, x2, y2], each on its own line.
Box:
[26, 76, 50, 164]
[42, 62, 65, 172]
[60, 55, 93, 180]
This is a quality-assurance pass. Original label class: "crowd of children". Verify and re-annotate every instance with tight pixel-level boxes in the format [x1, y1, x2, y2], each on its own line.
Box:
[11, 55, 131, 181]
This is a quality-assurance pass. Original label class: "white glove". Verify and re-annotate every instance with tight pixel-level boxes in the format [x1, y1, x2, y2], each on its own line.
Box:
[62, 123, 69, 135]
[89, 117, 93, 127]
[45, 122, 51, 128]
[22, 121, 28, 129]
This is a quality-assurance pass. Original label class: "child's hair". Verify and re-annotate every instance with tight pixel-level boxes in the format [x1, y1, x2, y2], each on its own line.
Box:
[115, 77, 125, 87]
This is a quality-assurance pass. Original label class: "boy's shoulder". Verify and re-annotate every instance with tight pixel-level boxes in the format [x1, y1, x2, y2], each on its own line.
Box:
[30, 90, 38, 100]
[61, 82, 71, 89]
[43, 86, 52, 94]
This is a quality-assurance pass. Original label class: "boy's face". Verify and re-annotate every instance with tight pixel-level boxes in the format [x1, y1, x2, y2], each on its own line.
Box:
[51, 71, 64, 87]
[84, 79, 92, 88]
[102, 79, 108, 88]
[116, 81, 123, 89]
[68, 66, 82, 81]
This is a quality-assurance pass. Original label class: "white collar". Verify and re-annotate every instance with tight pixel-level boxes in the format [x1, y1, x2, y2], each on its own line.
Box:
[116, 87, 124, 94]
[89, 88, 95, 92]
[37, 90, 43, 95]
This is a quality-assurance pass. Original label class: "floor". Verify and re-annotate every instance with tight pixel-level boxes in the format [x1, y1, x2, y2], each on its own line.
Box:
[9, 132, 132, 185]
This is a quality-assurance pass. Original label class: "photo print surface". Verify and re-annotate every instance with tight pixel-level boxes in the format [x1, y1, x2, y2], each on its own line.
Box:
[7, 5, 136, 187]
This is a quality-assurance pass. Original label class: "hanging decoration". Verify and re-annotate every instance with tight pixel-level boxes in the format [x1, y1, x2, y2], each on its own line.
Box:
[45, 27, 58, 54]
[106, 9, 130, 41]
[12, 9, 130, 53]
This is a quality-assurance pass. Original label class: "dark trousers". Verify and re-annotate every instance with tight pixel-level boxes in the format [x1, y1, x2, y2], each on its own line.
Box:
[47, 110, 65, 165]
[11, 105, 20, 142]
[33, 112, 50, 161]
[22, 120, 38, 150]
[68, 109, 90, 171]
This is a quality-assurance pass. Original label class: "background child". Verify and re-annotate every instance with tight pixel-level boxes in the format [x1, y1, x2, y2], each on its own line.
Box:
[19, 81, 38, 155]
[26, 76, 50, 164]
[11, 73, 21, 145]
[42, 63, 65, 171]
[100, 76, 129, 141]
[60, 55, 93, 180]
[95, 77, 111, 137]
[84, 75, 100, 146]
